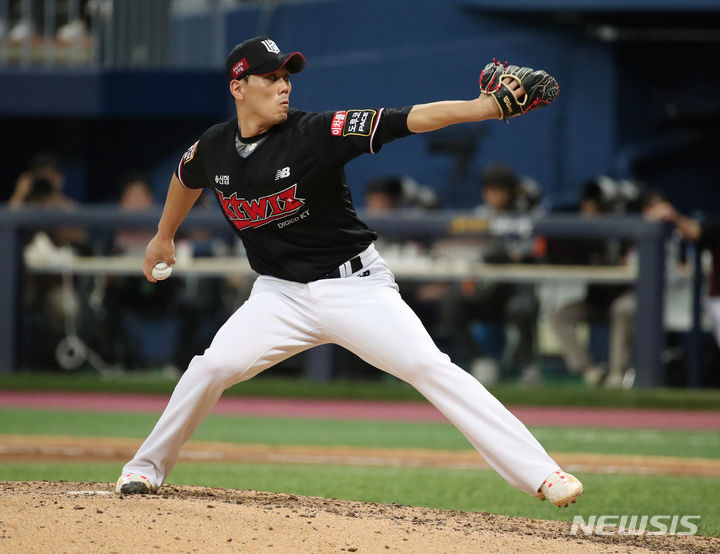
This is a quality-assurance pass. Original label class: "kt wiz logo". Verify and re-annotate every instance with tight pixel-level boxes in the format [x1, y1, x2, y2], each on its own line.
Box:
[216, 184, 305, 230]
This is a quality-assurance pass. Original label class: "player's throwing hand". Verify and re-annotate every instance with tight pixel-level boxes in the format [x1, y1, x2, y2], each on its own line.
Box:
[143, 234, 175, 282]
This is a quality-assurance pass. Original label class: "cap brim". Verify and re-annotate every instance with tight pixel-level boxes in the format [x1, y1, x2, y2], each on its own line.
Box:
[255, 52, 306, 77]
[282, 52, 306, 74]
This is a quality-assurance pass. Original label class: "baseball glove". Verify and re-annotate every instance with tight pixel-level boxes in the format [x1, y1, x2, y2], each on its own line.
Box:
[479, 59, 559, 120]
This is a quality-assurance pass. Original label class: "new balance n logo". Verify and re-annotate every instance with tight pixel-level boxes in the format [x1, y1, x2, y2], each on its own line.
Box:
[275, 167, 291, 180]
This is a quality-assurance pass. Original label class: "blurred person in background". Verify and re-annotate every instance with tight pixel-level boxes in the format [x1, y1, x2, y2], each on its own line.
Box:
[546, 180, 633, 387]
[646, 199, 720, 351]
[101, 174, 182, 372]
[12, 154, 88, 370]
[6, 0, 38, 42]
[545, 180, 664, 388]
[365, 174, 439, 213]
[364, 175, 405, 214]
[9, 153, 75, 210]
[112, 173, 157, 253]
[8, 152, 85, 262]
[6, 0, 91, 42]
[433, 164, 543, 386]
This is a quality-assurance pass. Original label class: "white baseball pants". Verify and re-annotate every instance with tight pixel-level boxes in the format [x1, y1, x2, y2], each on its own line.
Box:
[122, 244, 559, 495]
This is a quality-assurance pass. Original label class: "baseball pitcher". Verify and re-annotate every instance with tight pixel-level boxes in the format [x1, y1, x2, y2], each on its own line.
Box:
[116, 37, 582, 508]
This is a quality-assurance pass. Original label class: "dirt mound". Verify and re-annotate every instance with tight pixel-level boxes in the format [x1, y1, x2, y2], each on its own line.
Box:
[1, 481, 718, 553]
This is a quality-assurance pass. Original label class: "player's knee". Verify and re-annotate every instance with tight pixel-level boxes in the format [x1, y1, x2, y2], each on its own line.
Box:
[186, 350, 251, 388]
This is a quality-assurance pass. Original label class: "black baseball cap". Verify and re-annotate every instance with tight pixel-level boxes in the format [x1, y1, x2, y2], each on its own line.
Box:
[225, 36, 306, 81]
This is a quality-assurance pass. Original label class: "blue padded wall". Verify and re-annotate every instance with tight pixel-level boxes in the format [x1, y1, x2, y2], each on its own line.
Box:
[219, 0, 615, 208]
[2, 0, 719, 211]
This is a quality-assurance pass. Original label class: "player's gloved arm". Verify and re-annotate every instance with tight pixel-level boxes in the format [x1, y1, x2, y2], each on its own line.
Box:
[407, 60, 558, 132]
[406, 94, 503, 133]
[143, 174, 202, 282]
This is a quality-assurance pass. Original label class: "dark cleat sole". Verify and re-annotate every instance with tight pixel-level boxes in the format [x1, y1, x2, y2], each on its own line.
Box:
[120, 482, 151, 494]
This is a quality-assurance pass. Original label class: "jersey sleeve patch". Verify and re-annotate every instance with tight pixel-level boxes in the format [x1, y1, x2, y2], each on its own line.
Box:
[177, 139, 202, 189]
[330, 109, 378, 137]
[182, 140, 199, 164]
[330, 111, 346, 136]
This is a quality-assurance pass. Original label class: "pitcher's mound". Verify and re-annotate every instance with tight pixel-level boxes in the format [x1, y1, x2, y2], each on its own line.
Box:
[1, 481, 716, 553]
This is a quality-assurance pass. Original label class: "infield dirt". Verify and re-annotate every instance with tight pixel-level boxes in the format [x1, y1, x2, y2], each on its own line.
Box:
[2, 480, 719, 553]
[2, 419, 720, 553]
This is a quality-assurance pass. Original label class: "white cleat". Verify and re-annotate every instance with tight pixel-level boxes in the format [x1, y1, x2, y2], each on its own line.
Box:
[115, 473, 156, 495]
[535, 470, 583, 507]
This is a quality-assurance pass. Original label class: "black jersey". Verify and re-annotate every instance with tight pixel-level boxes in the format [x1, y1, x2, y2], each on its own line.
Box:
[176, 107, 413, 282]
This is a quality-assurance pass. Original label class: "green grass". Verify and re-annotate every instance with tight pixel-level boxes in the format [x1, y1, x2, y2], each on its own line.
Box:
[2, 408, 719, 459]
[531, 427, 720, 458]
[2, 372, 720, 409]
[3, 404, 719, 538]
[2, 462, 719, 537]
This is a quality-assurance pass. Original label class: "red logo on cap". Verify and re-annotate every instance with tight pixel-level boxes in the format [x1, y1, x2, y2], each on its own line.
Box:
[231, 57, 249, 78]
[330, 111, 346, 136]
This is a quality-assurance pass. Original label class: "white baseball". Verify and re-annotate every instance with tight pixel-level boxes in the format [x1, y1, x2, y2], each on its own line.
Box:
[152, 262, 173, 280]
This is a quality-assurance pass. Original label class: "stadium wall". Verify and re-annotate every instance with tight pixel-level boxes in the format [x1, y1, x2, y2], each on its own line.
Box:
[0, 0, 718, 212]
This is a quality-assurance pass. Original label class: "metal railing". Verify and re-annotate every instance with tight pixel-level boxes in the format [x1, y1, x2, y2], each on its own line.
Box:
[0, 206, 687, 388]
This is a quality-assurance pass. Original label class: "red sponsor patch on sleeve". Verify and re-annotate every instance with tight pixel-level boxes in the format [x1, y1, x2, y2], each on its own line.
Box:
[231, 58, 249, 78]
[330, 111, 346, 136]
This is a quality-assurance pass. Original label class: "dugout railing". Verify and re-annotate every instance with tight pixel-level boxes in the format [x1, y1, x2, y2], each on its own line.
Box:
[0, 206, 697, 388]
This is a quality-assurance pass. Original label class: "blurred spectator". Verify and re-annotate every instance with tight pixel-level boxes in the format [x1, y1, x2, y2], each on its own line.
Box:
[365, 174, 439, 213]
[9, 153, 75, 210]
[6, 0, 91, 43]
[14, 152, 87, 265]
[545, 179, 659, 388]
[6, 0, 35, 42]
[15, 153, 88, 370]
[363, 175, 438, 259]
[111, 173, 156, 254]
[101, 174, 182, 371]
[646, 200, 720, 350]
[645, 199, 720, 244]
[365, 176, 404, 213]
[433, 163, 543, 386]
[478, 164, 516, 213]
